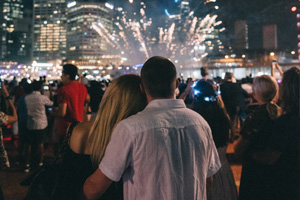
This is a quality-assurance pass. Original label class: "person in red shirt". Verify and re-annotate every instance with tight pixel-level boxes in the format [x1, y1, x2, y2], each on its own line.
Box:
[52, 64, 90, 140]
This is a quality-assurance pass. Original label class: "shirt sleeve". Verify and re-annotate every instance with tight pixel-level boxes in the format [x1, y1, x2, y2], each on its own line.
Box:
[99, 121, 133, 182]
[206, 127, 221, 177]
[57, 88, 67, 104]
[43, 95, 54, 106]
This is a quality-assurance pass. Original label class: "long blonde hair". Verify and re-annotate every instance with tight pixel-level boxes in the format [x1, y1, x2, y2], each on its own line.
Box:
[252, 75, 281, 119]
[88, 75, 147, 167]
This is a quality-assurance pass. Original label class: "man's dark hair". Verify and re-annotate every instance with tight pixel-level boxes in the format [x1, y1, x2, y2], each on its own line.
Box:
[63, 64, 78, 80]
[200, 67, 208, 77]
[141, 56, 177, 98]
[31, 81, 43, 91]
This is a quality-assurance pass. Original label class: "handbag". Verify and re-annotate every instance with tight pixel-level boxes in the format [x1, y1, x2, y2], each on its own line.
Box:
[23, 122, 79, 200]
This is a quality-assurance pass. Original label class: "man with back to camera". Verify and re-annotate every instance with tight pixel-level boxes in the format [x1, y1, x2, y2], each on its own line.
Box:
[83, 56, 221, 200]
[51, 64, 90, 141]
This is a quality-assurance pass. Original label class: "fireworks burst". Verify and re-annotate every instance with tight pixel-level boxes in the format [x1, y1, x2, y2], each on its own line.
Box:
[93, 1, 223, 65]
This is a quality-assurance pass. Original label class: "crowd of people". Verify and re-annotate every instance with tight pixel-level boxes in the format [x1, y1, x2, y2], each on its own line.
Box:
[0, 56, 299, 200]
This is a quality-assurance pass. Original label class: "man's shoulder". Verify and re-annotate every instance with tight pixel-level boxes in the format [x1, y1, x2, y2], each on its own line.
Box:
[60, 81, 87, 93]
[118, 106, 208, 131]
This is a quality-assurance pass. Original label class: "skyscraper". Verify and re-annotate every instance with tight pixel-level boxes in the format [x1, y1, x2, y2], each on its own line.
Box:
[234, 20, 249, 50]
[1, 0, 26, 61]
[33, 0, 67, 63]
[66, 1, 113, 67]
[263, 24, 278, 50]
[0, 1, 3, 59]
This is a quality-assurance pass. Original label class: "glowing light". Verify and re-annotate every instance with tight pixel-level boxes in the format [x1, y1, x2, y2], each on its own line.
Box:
[242, 54, 246, 58]
[67, 1, 76, 8]
[291, 6, 297, 12]
[129, 0, 133, 3]
[92, 1, 222, 65]
[291, 51, 295, 55]
[270, 52, 275, 56]
[32, 63, 53, 67]
[225, 55, 229, 59]
[194, 89, 201, 95]
[165, 9, 171, 17]
[105, 3, 114, 10]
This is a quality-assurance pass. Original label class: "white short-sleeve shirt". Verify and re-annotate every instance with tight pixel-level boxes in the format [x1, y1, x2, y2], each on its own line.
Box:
[100, 99, 221, 200]
[25, 91, 53, 130]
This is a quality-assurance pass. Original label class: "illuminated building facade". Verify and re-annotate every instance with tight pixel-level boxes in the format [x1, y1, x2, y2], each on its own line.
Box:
[67, 1, 113, 66]
[33, 0, 67, 62]
[0, 0, 30, 62]
[263, 24, 278, 50]
[0, 1, 3, 59]
[234, 20, 249, 50]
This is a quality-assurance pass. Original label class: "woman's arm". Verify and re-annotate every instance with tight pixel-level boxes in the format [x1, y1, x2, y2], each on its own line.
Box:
[1, 81, 17, 124]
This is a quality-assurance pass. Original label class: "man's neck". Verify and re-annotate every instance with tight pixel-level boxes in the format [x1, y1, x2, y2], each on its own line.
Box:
[63, 79, 72, 85]
[146, 94, 176, 104]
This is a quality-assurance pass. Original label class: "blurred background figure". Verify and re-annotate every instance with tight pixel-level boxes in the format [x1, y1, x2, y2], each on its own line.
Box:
[220, 72, 248, 141]
[192, 80, 238, 200]
[88, 80, 104, 120]
[200, 67, 209, 80]
[24, 81, 53, 172]
[234, 75, 281, 200]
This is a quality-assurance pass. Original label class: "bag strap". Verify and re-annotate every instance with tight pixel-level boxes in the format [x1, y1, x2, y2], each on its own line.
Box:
[66, 121, 80, 143]
[55, 121, 80, 160]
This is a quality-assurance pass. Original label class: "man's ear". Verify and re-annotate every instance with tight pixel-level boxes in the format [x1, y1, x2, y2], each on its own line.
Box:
[66, 74, 70, 80]
[140, 84, 145, 93]
[175, 79, 179, 89]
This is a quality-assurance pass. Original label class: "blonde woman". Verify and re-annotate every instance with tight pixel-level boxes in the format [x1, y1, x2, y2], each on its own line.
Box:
[234, 75, 281, 200]
[52, 75, 147, 200]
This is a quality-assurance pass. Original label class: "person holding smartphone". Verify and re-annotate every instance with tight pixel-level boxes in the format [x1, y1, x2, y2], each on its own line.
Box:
[24, 81, 53, 171]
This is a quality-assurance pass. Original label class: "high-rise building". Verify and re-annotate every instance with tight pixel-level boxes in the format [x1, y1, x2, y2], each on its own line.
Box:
[1, 0, 26, 61]
[0, 1, 3, 59]
[263, 24, 278, 50]
[234, 20, 249, 50]
[33, 0, 67, 63]
[66, 1, 113, 66]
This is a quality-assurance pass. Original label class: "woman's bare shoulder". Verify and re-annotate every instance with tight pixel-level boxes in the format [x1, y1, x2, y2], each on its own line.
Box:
[69, 120, 94, 154]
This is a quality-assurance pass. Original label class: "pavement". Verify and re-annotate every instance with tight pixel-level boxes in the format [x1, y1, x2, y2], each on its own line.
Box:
[0, 132, 242, 200]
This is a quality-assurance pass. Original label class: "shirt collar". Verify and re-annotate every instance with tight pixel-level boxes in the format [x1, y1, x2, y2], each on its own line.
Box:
[145, 99, 186, 111]
[32, 91, 41, 94]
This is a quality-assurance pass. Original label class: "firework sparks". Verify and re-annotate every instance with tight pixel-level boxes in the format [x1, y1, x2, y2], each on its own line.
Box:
[92, 1, 222, 65]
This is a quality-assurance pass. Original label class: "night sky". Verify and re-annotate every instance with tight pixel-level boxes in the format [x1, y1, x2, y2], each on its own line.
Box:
[23, 0, 297, 50]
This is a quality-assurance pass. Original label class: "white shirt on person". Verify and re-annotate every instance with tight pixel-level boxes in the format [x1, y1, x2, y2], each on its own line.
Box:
[25, 91, 53, 130]
[100, 99, 221, 200]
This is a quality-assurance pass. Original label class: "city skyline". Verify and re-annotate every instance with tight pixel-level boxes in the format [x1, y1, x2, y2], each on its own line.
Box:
[1, 0, 298, 66]
[0, 0, 298, 81]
